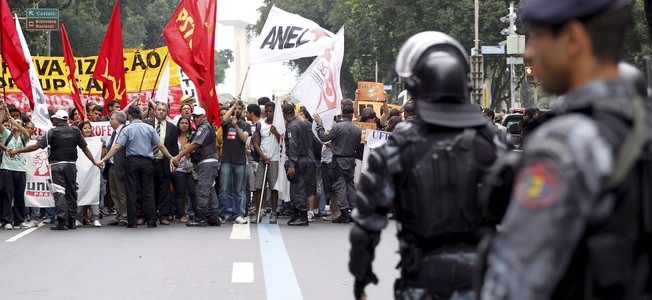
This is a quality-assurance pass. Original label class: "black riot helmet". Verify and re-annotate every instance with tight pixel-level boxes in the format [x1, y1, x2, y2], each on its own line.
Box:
[395, 31, 486, 128]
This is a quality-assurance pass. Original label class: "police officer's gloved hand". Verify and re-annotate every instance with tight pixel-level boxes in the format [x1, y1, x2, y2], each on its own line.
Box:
[353, 271, 378, 299]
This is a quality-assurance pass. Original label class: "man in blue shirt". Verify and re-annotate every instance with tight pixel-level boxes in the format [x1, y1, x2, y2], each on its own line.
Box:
[101, 106, 174, 228]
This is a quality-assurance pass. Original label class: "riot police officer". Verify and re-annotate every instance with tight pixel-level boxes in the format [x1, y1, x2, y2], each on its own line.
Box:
[348, 31, 505, 299]
[314, 99, 361, 224]
[480, 0, 652, 299]
[172, 107, 220, 227]
[12, 110, 101, 230]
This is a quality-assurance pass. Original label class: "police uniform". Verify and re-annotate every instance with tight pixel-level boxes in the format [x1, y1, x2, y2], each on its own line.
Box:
[284, 115, 316, 226]
[480, 1, 652, 299]
[348, 32, 505, 300]
[189, 118, 220, 226]
[38, 112, 89, 229]
[315, 109, 361, 223]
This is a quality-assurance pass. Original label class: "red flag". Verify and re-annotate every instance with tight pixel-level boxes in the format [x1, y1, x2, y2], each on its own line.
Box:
[92, 1, 127, 110]
[60, 24, 85, 119]
[0, 0, 32, 104]
[164, 0, 220, 126]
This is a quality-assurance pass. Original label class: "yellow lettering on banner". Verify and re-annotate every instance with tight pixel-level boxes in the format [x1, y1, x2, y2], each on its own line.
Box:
[176, 8, 195, 50]
[0, 47, 180, 95]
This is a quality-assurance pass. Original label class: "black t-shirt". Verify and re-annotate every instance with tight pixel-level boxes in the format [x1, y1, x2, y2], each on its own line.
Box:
[221, 120, 251, 164]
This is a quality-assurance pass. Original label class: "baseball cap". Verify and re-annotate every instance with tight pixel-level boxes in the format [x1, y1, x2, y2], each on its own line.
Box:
[192, 106, 206, 116]
[52, 110, 69, 120]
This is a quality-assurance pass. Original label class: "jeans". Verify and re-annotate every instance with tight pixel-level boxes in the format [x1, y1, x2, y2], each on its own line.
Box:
[218, 162, 246, 218]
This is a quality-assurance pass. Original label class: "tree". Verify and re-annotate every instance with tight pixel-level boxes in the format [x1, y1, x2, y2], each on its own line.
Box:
[215, 49, 234, 84]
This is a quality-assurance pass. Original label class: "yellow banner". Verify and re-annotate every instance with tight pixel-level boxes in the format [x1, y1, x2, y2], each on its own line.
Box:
[0, 46, 179, 94]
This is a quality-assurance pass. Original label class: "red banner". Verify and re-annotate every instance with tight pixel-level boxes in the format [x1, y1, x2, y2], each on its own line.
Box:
[92, 1, 127, 109]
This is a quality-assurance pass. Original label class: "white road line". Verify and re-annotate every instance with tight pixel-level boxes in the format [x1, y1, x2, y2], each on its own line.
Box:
[230, 223, 251, 239]
[5, 223, 44, 242]
[258, 221, 303, 300]
[231, 262, 254, 283]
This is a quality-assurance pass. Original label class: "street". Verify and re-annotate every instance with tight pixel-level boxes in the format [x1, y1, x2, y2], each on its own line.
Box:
[0, 216, 400, 300]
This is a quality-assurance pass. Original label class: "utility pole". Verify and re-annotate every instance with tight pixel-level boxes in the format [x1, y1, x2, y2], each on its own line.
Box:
[471, 0, 484, 106]
[501, 2, 524, 109]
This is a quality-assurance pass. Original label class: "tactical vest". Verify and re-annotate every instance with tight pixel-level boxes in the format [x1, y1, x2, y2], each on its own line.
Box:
[190, 122, 217, 163]
[48, 125, 80, 162]
[392, 128, 489, 243]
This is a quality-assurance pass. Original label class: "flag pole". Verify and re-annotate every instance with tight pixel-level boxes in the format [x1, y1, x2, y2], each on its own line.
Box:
[238, 64, 252, 97]
[150, 52, 169, 100]
[138, 33, 165, 96]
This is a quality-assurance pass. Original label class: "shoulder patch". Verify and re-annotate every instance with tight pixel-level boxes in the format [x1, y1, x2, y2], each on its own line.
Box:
[513, 158, 566, 210]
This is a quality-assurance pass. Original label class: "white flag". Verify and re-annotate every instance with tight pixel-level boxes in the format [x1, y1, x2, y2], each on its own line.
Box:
[291, 27, 344, 130]
[155, 59, 171, 103]
[252, 6, 335, 64]
[15, 15, 52, 131]
[76, 137, 102, 206]
[272, 96, 289, 194]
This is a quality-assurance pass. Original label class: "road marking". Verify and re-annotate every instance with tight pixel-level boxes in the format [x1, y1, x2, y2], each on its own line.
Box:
[5, 223, 43, 242]
[258, 220, 303, 300]
[230, 223, 251, 239]
[231, 262, 254, 283]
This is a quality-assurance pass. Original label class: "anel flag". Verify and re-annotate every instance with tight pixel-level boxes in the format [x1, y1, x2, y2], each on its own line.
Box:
[1, 0, 33, 106]
[61, 24, 85, 120]
[92, 1, 127, 110]
[164, 0, 220, 125]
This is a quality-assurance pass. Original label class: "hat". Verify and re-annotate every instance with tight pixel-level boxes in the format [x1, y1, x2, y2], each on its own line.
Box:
[521, 0, 626, 25]
[52, 110, 69, 120]
[180, 95, 195, 105]
[192, 106, 206, 116]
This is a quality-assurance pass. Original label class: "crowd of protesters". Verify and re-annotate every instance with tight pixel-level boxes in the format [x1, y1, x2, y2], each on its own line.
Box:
[0, 93, 417, 230]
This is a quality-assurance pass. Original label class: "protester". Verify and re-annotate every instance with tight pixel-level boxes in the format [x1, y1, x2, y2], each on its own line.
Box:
[171, 116, 196, 223]
[251, 102, 281, 224]
[75, 121, 102, 227]
[0, 103, 33, 230]
[218, 101, 250, 224]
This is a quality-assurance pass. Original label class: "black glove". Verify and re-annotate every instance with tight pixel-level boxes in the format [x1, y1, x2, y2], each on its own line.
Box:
[353, 271, 378, 299]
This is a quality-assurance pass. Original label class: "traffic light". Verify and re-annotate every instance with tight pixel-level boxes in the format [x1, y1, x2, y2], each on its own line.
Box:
[525, 66, 535, 82]
[500, 3, 517, 36]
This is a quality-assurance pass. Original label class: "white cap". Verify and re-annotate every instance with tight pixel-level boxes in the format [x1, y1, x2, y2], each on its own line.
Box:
[191, 106, 206, 116]
[52, 110, 69, 120]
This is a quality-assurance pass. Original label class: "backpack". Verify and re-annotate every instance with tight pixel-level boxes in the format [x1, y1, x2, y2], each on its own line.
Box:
[393, 127, 488, 239]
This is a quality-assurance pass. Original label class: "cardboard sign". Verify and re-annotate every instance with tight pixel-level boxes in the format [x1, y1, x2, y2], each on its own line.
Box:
[357, 81, 386, 101]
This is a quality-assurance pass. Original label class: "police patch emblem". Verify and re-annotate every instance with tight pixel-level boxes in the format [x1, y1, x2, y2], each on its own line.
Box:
[513, 158, 565, 210]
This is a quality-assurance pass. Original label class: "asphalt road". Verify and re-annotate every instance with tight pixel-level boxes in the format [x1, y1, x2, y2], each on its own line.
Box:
[0, 215, 400, 300]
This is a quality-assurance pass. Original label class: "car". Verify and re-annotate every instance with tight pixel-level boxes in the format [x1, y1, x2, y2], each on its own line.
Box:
[502, 113, 523, 149]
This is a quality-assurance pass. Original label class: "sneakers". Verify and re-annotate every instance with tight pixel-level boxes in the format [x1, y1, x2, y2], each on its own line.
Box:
[19, 222, 34, 229]
[93, 220, 102, 227]
[186, 220, 207, 227]
[234, 216, 248, 224]
[332, 209, 351, 224]
[4, 223, 13, 230]
[249, 212, 262, 224]
[307, 211, 315, 222]
[269, 213, 277, 224]
[322, 211, 341, 221]
[287, 211, 309, 226]
[75, 220, 83, 227]
[42, 219, 52, 224]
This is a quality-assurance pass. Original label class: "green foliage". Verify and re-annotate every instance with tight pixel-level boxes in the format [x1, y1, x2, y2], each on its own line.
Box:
[215, 49, 234, 84]
[253, 0, 652, 105]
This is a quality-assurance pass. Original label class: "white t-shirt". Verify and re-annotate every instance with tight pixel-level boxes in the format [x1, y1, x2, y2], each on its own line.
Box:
[259, 121, 280, 161]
